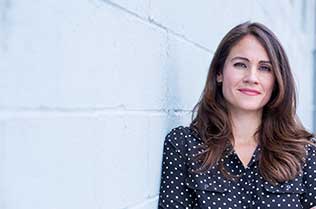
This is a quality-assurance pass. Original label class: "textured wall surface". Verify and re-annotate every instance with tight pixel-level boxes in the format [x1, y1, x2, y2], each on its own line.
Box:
[0, 0, 315, 209]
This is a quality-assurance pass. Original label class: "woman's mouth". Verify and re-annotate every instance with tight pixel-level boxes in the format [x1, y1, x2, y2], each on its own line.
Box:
[238, 88, 261, 96]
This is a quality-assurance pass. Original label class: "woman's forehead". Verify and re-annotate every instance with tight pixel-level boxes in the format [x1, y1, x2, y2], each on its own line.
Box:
[227, 35, 270, 63]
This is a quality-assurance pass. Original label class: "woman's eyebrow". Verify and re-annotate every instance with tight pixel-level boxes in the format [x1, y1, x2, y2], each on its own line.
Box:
[231, 56, 271, 64]
[259, 60, 272, 64]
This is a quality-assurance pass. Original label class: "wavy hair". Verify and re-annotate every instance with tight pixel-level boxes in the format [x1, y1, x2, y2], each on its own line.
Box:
[189, 21, 315, 184]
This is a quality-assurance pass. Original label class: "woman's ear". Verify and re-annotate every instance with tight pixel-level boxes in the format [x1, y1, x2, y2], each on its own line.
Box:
[216, 73, 223, 83]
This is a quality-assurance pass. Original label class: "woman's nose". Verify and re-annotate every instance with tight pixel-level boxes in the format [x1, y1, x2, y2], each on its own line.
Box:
[243, 68, 259, 84]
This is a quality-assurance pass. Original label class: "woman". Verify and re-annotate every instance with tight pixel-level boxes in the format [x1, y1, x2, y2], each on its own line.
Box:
[158, 21, 316, 209]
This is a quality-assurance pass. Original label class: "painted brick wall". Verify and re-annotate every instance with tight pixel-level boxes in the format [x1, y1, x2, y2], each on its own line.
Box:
[0, 0, 315, 209]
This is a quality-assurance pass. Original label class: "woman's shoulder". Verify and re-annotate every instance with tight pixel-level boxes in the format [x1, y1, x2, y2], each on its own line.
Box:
[165, 125, 202, 143]
[164, 125, 203, 155]
[303, 137, 316, 168]
[305, 137, 316, 152]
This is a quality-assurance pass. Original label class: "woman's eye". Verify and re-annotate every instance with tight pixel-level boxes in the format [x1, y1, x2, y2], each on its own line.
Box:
[259, 65, 272, 71]
[234, 62, 247, 68]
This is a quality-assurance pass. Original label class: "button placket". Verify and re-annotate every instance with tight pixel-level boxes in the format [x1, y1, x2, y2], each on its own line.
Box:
[244, 164, 257, 209]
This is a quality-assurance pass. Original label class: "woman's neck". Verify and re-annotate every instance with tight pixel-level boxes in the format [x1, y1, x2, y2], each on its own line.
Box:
[229, 109, 262, 146]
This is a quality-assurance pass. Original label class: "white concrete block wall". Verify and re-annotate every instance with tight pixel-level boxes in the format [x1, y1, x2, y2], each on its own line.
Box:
[0, 0, 315, 209]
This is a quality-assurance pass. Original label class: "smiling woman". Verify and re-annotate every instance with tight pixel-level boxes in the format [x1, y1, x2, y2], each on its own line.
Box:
[158, 21, 316, 209]
[216, 35, 275, 116]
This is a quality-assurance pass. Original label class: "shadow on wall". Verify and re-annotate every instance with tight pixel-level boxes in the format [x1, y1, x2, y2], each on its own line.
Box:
[164, 46, 187, 133]
[0, 0, 11, 51]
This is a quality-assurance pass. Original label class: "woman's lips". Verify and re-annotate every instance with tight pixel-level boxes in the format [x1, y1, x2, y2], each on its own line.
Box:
[238, 88, 261, 96]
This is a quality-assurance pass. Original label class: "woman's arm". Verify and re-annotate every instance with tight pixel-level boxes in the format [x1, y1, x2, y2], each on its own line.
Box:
[300, 144, 316, 208]
[158, 127, 195, 209]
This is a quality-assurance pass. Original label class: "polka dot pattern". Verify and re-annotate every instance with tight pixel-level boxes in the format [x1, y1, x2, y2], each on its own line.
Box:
[158, 126, 316, 209]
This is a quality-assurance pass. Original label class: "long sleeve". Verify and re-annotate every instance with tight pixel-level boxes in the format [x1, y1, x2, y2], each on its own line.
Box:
[158, 127, 195, 209]
[300, 143, 316, 208]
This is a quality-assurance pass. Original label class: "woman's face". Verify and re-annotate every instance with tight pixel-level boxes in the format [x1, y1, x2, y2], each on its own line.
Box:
[217, 35, 275, 114]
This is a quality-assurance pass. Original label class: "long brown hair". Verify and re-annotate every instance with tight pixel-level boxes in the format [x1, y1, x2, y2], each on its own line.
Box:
[190, 21, 315, 184]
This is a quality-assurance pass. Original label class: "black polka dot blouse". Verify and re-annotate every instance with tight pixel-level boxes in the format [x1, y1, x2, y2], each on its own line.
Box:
[158, 126, 316, 209]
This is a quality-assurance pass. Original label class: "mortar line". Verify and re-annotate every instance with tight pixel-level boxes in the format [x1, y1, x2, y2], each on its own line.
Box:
[101, 0, 211, 53]
[0, 108, 193, 119]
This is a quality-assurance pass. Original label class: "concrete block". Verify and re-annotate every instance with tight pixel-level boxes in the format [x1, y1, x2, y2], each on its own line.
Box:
[127, 197, 158, 209]
[0, 114, 149, 209]
[109, 0, 150, 19]
[147, 112, 192, 198]
[0, 0, 168, 109]
[1, 117, 103, 209]
[165, 34, 211, 110]
[150, 0, 254, 51]
[95, 114, 149, 209]
[59, 3, 168, 109]
[146, 114, 167, 198]
[0, 121, 5, 209]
